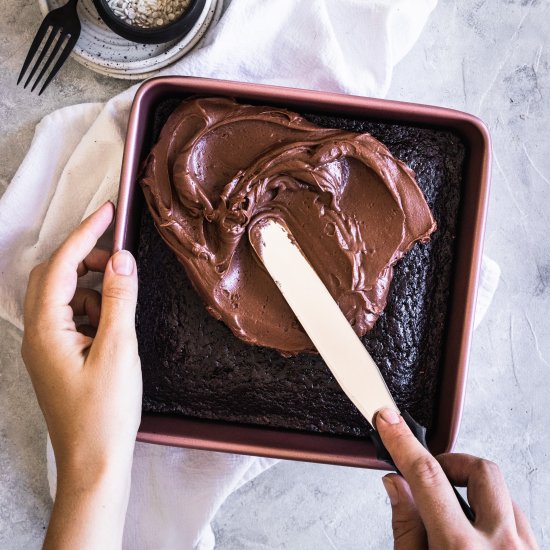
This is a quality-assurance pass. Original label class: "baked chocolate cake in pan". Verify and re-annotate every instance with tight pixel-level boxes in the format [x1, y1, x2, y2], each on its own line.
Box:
[135, 98, 465, 437]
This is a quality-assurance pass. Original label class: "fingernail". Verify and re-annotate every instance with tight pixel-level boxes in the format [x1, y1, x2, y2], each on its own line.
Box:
[378, 408, 401, 425]
[100, 200, 115, 213]
[112, 250, 134, 276]
[382, 476, 399, 506]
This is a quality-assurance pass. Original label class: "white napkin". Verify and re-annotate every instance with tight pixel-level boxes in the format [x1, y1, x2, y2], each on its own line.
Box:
[1, 1, 499, 549]
[46, 439, 277, 549]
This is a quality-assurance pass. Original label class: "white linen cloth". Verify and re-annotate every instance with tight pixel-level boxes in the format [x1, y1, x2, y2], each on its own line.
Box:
[0, 1, 500, 548]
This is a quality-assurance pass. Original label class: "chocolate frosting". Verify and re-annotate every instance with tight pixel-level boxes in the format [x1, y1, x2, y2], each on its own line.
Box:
[140, 97, 436, 355]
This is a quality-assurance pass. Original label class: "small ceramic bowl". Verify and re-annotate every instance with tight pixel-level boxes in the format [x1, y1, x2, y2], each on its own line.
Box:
[92, 0, 206, 44]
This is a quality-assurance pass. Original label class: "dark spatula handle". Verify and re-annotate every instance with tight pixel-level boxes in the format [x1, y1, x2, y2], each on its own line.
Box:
[369, 410, 475, 522]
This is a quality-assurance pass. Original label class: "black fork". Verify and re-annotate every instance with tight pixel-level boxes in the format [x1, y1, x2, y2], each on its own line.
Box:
[17, 0, 81, 95]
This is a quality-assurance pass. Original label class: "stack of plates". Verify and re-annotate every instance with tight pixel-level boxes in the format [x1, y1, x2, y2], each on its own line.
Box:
[38, 0, 222, 79]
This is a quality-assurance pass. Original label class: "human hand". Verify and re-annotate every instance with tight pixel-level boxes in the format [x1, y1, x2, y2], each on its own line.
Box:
[21, 202, 141, 549]
[376, 409, 538, 549]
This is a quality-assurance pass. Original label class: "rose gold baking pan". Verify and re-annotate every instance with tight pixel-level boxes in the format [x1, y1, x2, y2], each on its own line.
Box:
[113, 76, 491, 471]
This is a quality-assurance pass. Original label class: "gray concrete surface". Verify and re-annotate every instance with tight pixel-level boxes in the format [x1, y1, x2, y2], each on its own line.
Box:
[1, 0, 549, 548]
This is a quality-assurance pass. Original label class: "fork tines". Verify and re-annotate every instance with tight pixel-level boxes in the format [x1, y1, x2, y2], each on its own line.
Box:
[17, 0, 81, 95]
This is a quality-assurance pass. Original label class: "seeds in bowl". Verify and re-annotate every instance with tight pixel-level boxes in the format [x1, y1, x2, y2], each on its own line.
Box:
[107, 0, 191, 28]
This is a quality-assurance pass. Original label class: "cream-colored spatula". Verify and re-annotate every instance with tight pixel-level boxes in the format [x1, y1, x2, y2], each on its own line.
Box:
[250, 217, 474, 522]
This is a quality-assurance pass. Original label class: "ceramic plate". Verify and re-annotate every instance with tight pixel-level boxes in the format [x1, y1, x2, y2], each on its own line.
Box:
[38, 0, 222, 79]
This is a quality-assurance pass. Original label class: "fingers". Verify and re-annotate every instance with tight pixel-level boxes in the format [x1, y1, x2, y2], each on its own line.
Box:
[24, 262, 48, 320]
[76, 324, 97, 338]
[43, 202, 115, 308]
[376, 409, 469, 534]
[77, 248, 111, 277]
[96, 250, 138, 343]
[382, 474, 427, 549]
[26, 246, 110, 317]
[437, 453, 517, 532]
[70, 288, 102, 328]
[512, 501, 538, 548]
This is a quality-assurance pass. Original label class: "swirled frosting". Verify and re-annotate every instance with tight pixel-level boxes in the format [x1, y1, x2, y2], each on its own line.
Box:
[140, 97, 436, 354]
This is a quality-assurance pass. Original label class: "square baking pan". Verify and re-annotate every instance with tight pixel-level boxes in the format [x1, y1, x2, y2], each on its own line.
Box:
[114, 76, 491, 470]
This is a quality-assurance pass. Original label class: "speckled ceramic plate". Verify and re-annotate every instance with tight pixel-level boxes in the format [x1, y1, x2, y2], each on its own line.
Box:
[38, 0, 222, 79]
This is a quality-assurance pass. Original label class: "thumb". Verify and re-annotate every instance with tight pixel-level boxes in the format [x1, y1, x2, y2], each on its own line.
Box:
[97, 250, 138, 339]
[382, 474, 427, 550]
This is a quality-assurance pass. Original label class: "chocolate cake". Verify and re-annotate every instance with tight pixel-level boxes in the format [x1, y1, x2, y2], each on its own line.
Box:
[135, 97, 465, 437]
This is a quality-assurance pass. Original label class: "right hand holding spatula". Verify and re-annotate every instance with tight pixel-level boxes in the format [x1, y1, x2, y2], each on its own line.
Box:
[377, 409, 537, 549]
